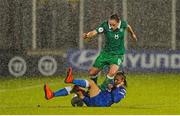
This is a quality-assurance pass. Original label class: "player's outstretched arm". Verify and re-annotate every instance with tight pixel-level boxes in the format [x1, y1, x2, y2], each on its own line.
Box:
[127, 25, 137, 42]
[82, 30, 97, 40]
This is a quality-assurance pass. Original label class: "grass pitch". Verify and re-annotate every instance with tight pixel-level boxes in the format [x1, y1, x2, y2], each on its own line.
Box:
[0, 73, 180, 114]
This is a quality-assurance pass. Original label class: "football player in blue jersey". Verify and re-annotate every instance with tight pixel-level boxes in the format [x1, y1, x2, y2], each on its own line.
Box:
[44, 67, 127, 107]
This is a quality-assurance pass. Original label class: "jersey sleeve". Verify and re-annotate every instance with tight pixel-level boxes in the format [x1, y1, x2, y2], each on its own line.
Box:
[95, 21, 106, 34]
[83, 96, 92, 106]
[111, 87, 126, 103]
[122, 20, 128, 29]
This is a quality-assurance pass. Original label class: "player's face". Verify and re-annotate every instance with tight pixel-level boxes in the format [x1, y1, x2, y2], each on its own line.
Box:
[114, 75, 124, 86]
[109, 19, 119, 31]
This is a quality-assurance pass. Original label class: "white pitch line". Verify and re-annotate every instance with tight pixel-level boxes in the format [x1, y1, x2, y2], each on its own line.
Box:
[0, 83, 57, 93]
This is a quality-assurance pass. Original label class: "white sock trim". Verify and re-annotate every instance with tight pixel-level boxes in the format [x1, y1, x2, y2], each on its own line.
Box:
[85, 80, 90, 88]
[91, 75, 98, 79]
[107, 75, 114, 79]
[65, 86, 72, 94]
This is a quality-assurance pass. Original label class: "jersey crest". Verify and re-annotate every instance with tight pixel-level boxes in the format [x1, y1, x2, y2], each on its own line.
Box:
[114, 34, 119, 39]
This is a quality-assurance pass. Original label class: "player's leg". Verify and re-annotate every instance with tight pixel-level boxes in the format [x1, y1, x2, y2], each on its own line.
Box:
[65, 67, 100, 97]
[44, 84, 73, 100]
[88, 67, 101, 84]
[44, 84, 54, 100]
[100, 55, 124, 91]
[54, 86, 72, 97]
[107, 64, 119, 80]
[76, 81, 100, 107]
[68, 80, 100, 97]
[88, 80, 101, 97]
[107, 55, 124, 82]
[64, 67, 90, 87]
[89, 52, 106, 83]
[77, 80, 100, 98]
[99, 64, 119, 91]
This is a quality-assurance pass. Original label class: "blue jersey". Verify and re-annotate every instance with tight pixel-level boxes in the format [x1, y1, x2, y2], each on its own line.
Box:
[83, 86, 126, 107]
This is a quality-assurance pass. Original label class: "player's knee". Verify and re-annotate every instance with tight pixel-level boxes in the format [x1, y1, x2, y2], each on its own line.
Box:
[108, 69, 118, 77]
[107, 71, 116, 77]
[88, 80, 96, 86]
[88, 69, 97, 76]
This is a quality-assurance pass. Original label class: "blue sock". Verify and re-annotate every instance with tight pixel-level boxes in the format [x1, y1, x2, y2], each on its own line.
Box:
[54, 87, 72, 97]
[73, 79, 89, 88]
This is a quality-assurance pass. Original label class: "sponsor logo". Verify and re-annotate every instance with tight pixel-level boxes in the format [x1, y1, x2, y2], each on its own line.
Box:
[8, 56, 27, 77]
[38, 56, 57, 76]
[68, 50, 180, 72]
[123, 53, 180, 70]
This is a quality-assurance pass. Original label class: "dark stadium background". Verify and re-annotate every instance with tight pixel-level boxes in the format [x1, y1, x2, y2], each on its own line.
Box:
[0, 0, 179, 77]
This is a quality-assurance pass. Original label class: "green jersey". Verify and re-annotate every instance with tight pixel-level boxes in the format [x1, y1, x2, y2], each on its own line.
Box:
[96, 20, 128, 55]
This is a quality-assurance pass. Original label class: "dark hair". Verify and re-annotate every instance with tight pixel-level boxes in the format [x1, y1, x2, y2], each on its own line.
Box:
[116, 71, 127, 87]
[110, 14, 120, 22]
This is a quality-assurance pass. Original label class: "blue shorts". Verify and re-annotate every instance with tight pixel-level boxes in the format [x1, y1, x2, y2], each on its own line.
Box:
[83, 91, 112, 107]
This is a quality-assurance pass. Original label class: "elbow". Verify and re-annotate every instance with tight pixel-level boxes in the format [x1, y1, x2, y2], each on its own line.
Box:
[113, 98, 122, 103]
[113, 95, 125, 103]
[127, 24, 130, 28]
[127, 25, 133, 31]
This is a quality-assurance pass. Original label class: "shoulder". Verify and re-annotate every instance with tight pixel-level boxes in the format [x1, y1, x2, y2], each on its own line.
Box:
[96, 20, 108, 33]
[100, 20, 108, 27]
[121, 20, 128, 24]
[118, 86, 127, 93]
[121, 20, 128, 28]
[114, 86, 126, 92]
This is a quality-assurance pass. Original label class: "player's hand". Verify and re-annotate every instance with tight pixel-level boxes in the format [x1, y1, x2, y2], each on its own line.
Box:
[82, 33, 88, 39]
[108, 84, 113, 90]
[132, 34, 137, 42]
[77, 91, 84, 99]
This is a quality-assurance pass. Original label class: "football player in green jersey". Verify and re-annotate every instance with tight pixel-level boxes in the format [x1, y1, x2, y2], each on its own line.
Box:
[82, 14, 137, 90]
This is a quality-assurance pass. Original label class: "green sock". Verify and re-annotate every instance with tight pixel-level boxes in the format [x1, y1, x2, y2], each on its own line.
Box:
[99, 75, 114, 91]
[90, 75, 98, 84]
